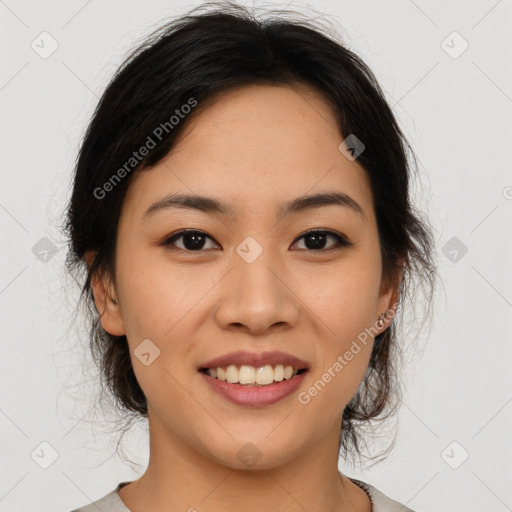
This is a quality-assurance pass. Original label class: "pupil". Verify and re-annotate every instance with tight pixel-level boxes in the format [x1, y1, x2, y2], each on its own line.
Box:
[184, 232, 205, 250]
[306, 232, 326, 250]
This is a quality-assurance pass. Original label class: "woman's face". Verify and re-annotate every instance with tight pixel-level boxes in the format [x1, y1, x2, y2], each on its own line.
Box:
[92, 83, 398, 469]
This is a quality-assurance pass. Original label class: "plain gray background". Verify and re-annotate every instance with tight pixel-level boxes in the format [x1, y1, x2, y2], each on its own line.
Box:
[1, 1, 511, 511]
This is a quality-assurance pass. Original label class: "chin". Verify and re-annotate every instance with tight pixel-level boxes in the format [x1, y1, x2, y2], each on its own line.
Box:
[202, 435, 302, 472]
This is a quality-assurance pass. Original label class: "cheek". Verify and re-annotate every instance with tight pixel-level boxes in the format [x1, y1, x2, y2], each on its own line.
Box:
[115, 261, 195, 415]
[298, 309, 374, 423]
[294, 258, 379, 410]
[115, 245, 208, 339]
[113, 247, 218, 398]
[300, 255, 382, 339]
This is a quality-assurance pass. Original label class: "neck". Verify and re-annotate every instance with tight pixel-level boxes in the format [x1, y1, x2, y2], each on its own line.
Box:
[118, 413, 371, 512]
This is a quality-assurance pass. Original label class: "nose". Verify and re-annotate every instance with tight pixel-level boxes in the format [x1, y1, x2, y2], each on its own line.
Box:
[213, 249, 300, 336]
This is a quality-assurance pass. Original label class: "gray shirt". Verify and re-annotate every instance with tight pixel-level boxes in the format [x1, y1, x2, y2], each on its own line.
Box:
[70, 478, 415, 511]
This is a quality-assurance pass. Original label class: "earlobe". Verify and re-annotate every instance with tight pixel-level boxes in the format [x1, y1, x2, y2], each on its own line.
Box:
[85, 251, 126, 337]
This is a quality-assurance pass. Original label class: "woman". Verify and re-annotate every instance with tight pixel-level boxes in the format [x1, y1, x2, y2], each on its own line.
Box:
[65, 2, 436, 511]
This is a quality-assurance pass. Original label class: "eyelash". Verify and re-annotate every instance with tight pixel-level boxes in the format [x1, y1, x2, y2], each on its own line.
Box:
[161, 229, 353, 253]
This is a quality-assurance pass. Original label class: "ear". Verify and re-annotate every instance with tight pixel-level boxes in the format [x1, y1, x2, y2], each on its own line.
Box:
[376, 261, 404, 334]
[85, 251, 126, 336]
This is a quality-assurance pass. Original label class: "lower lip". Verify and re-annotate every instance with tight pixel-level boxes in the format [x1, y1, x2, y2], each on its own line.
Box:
[199, 370, 308, 407]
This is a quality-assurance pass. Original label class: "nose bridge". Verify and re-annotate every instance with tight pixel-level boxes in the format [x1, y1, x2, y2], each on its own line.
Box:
[233, 235, 283, 304]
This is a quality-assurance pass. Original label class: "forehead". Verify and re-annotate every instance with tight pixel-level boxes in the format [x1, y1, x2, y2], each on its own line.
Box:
[124, 83, 374, 222]
[171, 83, 340, 166]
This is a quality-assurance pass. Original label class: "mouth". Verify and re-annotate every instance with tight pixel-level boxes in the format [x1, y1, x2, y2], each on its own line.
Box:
[198, 350, 309, 387]
[199, 365, 308, 387]
[197, 350, 309, 406]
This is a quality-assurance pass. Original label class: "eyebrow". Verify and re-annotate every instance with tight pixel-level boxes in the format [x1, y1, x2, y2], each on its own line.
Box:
[143, 191, 365, 220]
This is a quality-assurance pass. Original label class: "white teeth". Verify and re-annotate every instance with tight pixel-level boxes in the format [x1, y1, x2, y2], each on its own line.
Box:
[226, 364, 238, 383]
[205, 364, 301, 385]
[273, 365, 284, 381]
[256, 365, 274, 385]
[238, 365, 256, 384]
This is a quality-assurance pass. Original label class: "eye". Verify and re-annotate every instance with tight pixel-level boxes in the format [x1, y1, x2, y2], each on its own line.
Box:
[162, 229, 219, 251]
[161, 229, 353, 253]
[291, 229, 353, 251]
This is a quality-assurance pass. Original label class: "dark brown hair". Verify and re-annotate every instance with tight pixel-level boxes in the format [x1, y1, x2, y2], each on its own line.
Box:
[64, 1, 437, 465]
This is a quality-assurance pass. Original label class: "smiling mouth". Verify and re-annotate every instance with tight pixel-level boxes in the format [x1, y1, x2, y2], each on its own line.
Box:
[199, 364, 307, 387]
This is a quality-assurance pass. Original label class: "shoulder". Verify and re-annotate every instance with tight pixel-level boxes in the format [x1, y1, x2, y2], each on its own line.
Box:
[68, 482, 131, 512]
[350, 478, 417, 512]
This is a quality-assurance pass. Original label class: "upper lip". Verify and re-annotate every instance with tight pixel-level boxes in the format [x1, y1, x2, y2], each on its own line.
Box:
[199, 350, 309, 370]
